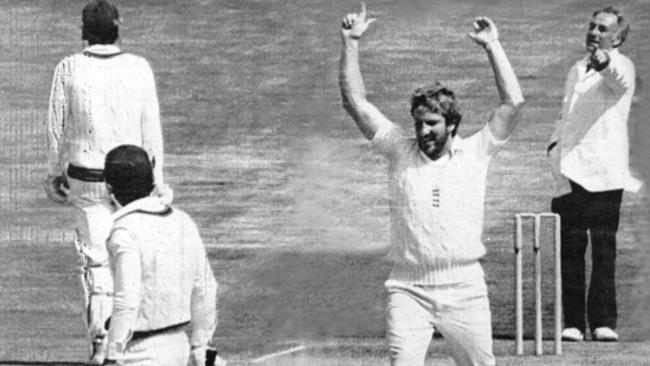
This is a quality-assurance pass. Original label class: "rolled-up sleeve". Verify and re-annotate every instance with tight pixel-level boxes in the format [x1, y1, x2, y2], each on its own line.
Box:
[106, 228, 142, 359]
[371, 123, 404, 159]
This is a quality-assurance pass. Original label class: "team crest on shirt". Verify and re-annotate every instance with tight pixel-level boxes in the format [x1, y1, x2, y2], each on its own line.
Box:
[432, 188, 440, 207]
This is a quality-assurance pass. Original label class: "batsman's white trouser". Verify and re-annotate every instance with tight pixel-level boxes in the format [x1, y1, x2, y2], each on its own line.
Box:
[385, 277, 496, 366]
[115, 329, 190, 366]
[69, 178, 114, 345]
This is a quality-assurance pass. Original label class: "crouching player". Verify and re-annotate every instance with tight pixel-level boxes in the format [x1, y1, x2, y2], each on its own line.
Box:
[102, 145, 225, 365]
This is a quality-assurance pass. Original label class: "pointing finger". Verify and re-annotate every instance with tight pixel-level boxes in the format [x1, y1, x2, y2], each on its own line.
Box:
[361, 2, 366, 16]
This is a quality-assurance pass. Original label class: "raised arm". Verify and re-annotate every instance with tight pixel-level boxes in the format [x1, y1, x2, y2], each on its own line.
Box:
[589, 49, 635, 96]
[468, 17, 525, 140]
[339, 3, 394, 140]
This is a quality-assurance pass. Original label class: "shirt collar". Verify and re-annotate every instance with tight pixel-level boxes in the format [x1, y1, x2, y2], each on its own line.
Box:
[83, 44, 122, 56]
[112, 195, 170, 221]
[417, 135, 465, 163]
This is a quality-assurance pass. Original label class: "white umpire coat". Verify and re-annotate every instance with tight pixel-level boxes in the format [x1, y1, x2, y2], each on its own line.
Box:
[549, 48, 640, 195]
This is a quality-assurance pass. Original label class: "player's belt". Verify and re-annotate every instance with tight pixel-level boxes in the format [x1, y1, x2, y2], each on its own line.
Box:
[130, 321, 190, 341]
[67, 164, 104, 182]
[83, 51, 123, 59]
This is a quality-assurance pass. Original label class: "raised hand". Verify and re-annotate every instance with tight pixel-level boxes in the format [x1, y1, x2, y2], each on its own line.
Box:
[468, 16, 499, 47]
[341, 2, 376, 40]
[587, 48, 610, 72]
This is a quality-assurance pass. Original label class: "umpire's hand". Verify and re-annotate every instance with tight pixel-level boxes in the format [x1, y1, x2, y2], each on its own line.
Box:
[43, 174, 69, 203]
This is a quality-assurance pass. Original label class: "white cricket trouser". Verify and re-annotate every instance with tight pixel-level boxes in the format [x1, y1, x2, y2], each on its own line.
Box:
[68, 178, 114, 344]
[385, 277, 496, 366]
[116, 329, 190, 366]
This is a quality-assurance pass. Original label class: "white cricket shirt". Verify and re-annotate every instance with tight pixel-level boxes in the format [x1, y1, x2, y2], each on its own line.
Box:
[373, 124, 506, 285]
[46, 44, 164, 185]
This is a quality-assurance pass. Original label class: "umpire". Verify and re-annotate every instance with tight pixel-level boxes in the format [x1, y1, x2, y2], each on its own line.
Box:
[102, 145, 220, 365]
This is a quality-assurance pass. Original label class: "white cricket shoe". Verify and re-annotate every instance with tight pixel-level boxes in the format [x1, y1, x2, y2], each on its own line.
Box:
[592, 327, 619, 342]
[561, 327, 584, 342]
[214, 355, 228, 366]
[88, 340, 106, 365]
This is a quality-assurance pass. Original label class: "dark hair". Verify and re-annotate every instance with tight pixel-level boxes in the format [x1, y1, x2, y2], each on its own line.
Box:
[410, 83, 462, 136]
[593, 6, 629, 47]
[82, 0, 120, 45]
[104, 145, 154, 206]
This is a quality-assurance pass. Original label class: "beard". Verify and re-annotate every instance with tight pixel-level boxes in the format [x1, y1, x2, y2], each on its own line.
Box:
[417, 132, 451, 160]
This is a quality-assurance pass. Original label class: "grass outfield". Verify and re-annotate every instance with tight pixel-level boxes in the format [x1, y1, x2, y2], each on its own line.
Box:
[1, 0, 649, 364]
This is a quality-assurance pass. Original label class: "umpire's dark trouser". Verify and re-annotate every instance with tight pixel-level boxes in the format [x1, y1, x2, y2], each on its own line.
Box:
[551, 180, 623, 333]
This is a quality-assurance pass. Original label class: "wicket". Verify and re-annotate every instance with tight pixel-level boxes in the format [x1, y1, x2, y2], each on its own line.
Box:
[514, 213, 562, 356]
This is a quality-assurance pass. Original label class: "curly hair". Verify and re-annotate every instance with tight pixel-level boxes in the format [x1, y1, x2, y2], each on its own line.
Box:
[410, 83, 462, 136]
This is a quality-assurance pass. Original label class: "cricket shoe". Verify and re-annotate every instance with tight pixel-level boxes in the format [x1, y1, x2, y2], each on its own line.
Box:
[214, 355, 228, 366]
[561, 327, 584, 342]
[88, 339, 107, 365]
[592, 327, 619, 342]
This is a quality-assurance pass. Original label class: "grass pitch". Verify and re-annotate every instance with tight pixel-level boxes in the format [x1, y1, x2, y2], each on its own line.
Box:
[1, 0, 649, 364]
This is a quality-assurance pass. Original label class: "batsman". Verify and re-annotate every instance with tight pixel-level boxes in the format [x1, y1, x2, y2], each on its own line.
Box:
[44, 1, 167, 363]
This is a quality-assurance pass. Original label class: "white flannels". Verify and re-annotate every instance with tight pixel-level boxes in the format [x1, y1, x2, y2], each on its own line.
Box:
[372, 124, 506, 285]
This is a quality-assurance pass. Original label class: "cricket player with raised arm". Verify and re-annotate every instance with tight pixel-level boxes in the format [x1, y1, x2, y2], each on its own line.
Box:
[43, 1, 168, 363]
[102, 145, 224, 366]
[339, 4, 525, 365]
